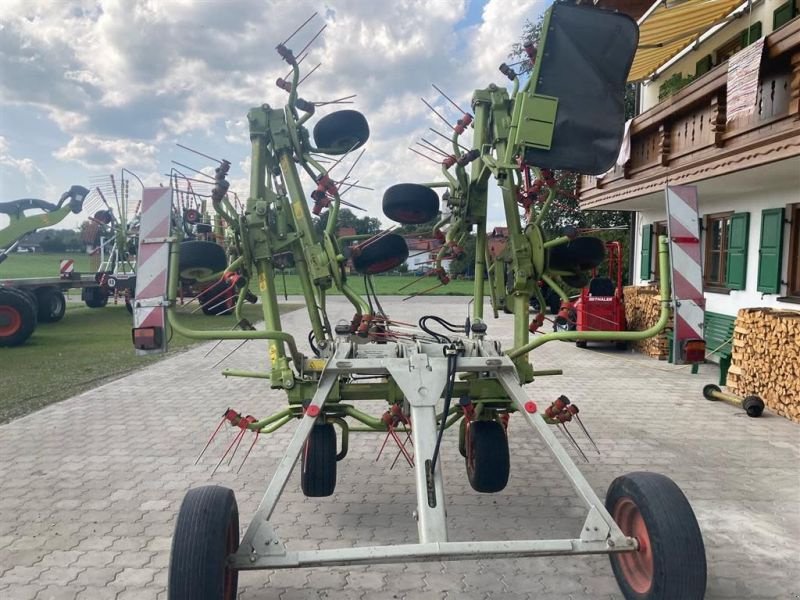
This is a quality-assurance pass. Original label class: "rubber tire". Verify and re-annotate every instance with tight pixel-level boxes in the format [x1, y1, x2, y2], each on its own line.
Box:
[301, 423, 337, 497]
[198, 280, 234, 316]
[179, 241, 227, 282]
[35, 287, 66, 323]
[576, 340, 588, 348]
[383, 184, 439, 224]
[742, 396, 765, 418]
[466, 420, 510, 493]
[18, 288, 39, 315]
[83, 286, 108, 308]
[549, 236, 606, 271]
[606, 472, 706, 600]
[616, 341, 629, 351]
[312, 110, 370, 155]
[547, 292, 562, 315]
[0, 288, 37, 347]
[352, 234, 409, 275]
[169, 486, 239, 600]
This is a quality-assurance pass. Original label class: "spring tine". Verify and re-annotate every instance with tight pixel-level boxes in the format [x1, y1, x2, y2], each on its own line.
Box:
[176, 143, 225, 164]
[429, 128, 470, 151]
[558, 423, 589, 463]
[237, 432, 260, 474]
[280, 11, 318, 47]
[388, 428, 414, 467]
[419, 138, 450, 157]
[402, 281, 445, 301]
[211, 428, 247, 476]
[172, 161, 215, 180]
[397, 275, 427, 292]
[211, 339, 249, 369]
[408, 147, 439, 164]
[574, 415, 600, 455]
[226, 425, 249, 466]
[299, 62, 321, 85]
[338, 199, 366, 212]
[420, 98, 454, 130]
[195, 415, 229, 465]
[376, 429, 392, 462]
[432, 83, 470, 116]
[336, 148, 365, 189]
[296, 24, 327, 58]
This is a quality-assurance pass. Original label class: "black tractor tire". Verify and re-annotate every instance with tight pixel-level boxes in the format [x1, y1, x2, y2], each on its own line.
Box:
[35, 287, 66, 323]
[383, 184, 440, 224]
[179, 241, 227, 282]
[198, 280, 235, 316]
[0, 288, 37, 347]
[18, 288, 39, 315]
[466, 420, 510, 493]
[301, 423, 337, 497]
[312, 110, 370, 155]
[606, 472, 706, 600]
[549, 237, 606, 271]
[352, 234, 409, 275]
[83, 286, 109, 308]
[168, 486, 239, 600]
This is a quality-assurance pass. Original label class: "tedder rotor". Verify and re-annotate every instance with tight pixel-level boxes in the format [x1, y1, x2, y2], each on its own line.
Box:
[132, 3, 707, 599]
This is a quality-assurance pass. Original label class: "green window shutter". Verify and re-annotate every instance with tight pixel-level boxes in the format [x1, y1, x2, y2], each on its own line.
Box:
[696, 55, 713, 76]
[640, 224, 652, 280]
[740, 21, 762, 47]
[757, 208, 785, 293]
[725, 212, 750, 290]
[773, 1, 796, 29]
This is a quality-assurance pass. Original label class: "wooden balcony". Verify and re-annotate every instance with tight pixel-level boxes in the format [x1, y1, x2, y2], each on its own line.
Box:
[578, 18, 800, 209]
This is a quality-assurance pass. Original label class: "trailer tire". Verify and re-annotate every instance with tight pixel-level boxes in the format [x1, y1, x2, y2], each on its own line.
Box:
[606, 472, 706, 600]
[83, 286, 108, 308]
[301, 423, 337, 497]
[466, 420, 510, 493]
[0, 287, 37, 347]
[179, 241, 227, 282]
[352, 234, 409, 275]
[383, 184, 440, 224]
[35, 287, 66, 322]
[168, 485, 239, 600]
[313, 110, 370, 155]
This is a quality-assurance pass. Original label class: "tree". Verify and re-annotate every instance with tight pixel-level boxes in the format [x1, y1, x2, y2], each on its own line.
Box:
[315, 208, 381, 236]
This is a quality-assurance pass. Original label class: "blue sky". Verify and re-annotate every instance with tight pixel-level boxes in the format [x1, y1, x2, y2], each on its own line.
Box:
[0, 0, 549, 231]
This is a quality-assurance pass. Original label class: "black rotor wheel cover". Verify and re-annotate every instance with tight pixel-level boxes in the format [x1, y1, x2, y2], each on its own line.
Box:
[313, 110, 370, 155]
[383, 184, 439, 225]
[352, 234, 409, 275]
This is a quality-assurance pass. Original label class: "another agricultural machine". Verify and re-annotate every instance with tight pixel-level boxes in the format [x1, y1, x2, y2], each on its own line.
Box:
[0, 185, 90, 346]
[133, 4, 706, 599]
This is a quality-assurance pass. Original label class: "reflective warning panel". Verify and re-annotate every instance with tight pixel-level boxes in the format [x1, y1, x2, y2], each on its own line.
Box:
[665, 185, 705, 364]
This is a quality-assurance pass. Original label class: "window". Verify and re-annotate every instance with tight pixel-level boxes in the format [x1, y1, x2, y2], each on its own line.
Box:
[715, 22, 763, 64]
[773, 1, 798, 29]
[704, 213, 732, 289]
[788, 204, 800, 298]
[640, 221, 667, 281]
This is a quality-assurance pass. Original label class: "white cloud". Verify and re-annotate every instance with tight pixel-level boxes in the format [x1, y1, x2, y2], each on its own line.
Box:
[53, 135, 158, 172]
[0, 136, 51, 195]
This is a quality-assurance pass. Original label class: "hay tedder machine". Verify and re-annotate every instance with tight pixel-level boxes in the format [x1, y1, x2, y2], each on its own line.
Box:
[132, 3, 706, 599]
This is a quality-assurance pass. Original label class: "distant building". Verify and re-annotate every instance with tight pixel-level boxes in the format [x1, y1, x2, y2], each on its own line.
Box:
[488, 227, 508, 258]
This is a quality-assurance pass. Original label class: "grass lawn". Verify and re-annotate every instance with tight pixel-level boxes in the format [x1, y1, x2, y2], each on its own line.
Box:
[0, 302, 301, 423]
[2, 253, 479, 295]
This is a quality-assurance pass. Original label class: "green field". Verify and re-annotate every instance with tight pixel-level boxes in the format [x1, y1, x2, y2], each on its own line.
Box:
[0, 302, 300, 423]
[2, 253, 477, 295]
[1, 252, 91, 279]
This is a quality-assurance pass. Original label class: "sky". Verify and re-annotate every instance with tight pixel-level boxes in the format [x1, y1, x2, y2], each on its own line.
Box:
[0, 0, 550, 232]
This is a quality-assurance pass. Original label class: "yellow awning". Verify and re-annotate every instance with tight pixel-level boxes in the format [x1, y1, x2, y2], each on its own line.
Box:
[628, 0, 746, 81]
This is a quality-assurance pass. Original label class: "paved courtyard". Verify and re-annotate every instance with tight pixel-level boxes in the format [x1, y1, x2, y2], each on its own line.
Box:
[0, 297, 798, 600]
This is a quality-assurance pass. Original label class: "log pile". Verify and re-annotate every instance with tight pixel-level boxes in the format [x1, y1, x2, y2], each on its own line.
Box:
[727, 307, 800, 423]
[623, 285, 671, 359]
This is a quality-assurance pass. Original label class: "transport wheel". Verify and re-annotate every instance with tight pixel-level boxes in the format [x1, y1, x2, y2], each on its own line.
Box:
[83, 286, 108, 308]
[19, 288, 39, 315]
[466, 420, 510, 493]
[742, 396, 765, 418]
[606, 472, 706, 600]
[301, 423, 337, 497]
[313, 110, 370, 155]
[615, 341, 628, 351]
[0, 288, 37, 347]
[382, 184, 439, 224]
[35, 287, 66, 323]
[179, 241, 227, 282]
[169, 486, 239, 600]
[549, 236, 606, 271]
[352, 234, 409, 275]
[198, 280, 234, 316]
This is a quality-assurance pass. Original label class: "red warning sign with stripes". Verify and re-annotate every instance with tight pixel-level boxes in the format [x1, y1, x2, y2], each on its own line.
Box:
[59, 259, 75, 277]
[665, 185, 705, 364]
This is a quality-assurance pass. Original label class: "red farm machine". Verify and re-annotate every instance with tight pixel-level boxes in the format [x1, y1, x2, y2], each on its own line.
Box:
[574, 240, 628, 349]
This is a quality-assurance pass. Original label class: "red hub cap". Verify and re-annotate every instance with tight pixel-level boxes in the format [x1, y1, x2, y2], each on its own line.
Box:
[0, 306, 22, 337]
[613, 496, 654, 594]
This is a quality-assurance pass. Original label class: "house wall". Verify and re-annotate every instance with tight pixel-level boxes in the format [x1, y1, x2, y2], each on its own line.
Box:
[633, 185, 798, 317]
[640, 0, 796, 111]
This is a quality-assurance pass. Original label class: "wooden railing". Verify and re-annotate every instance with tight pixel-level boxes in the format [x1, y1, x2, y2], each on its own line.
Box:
[579, 18, 800, 208]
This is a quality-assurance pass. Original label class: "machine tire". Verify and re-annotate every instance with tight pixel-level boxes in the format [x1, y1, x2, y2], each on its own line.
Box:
[615, 341, 629, 351]
[576, 340, 588, 349]
[382, 184, 439, 224]
[301, 423, 337, 497]
[606, 472, 706, 600]
[0, 288, 37, 347]
[313, 110, 370, 155]
[35, 287, 66, 323]
[742, 395, 765, 418]
[179, 241, 227, 282]
[168, 486, 239, 600]
[549, 236, 606, 271]
[466, 420, 510, 493]
[352, 234, 409, 275]
[83, 286, 108, 308]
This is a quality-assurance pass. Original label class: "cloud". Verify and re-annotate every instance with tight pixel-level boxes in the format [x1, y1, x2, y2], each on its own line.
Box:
[53, 135, 158, 172]
[0, 135, 51, 196]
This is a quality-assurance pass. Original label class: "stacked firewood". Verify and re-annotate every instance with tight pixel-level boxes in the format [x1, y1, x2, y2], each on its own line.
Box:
[623, 285, 671, 359]
[727, 307, 800, 423]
